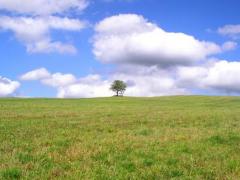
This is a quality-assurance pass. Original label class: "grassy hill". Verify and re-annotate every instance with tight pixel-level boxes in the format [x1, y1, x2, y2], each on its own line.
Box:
[1, 96, 240, 179]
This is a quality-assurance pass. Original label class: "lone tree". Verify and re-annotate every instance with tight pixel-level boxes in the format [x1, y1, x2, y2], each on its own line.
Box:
[110, 80, 127, 96]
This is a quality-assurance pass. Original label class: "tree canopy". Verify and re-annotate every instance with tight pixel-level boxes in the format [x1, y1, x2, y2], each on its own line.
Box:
[110, 80, 127, 96]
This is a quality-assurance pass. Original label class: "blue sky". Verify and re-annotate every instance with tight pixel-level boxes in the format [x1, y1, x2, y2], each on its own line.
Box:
[1, 0, 240, 97]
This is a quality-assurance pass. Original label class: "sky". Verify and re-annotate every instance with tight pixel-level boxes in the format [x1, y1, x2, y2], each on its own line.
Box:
[1, 0, 240, 98]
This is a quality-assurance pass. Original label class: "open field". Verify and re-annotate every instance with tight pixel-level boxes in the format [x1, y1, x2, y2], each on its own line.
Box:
[1, 96, 240, 179]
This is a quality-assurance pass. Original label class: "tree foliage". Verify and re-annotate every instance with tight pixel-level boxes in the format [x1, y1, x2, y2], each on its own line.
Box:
[110, 80, 127, 96]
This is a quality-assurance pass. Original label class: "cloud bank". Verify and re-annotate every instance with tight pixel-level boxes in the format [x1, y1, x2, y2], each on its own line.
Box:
[18, 14, 240, 97]
[21, 59, 240, 98]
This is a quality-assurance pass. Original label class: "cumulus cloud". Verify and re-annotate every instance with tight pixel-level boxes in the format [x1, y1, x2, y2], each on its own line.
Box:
[0, 16, 86, 54]
[177, 60, 240, 93]
[93, 14, 231, 67]
[57, 74, 112, 98]
[176, 66, 209, 88]
[0, 76, 20, 97]
[20, 69, 112, 97]
[0, 0, 88, 54]
[21, 68, 77, 87]
[204, 61, 240, 92]
[20, 68, 51, 80]
[113, 72, 187, 96]
[42, 73, 77, 87]
[0, 0, 88, 15]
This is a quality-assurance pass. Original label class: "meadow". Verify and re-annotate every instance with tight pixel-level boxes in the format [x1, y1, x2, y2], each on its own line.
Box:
[1, 96, 240, 179]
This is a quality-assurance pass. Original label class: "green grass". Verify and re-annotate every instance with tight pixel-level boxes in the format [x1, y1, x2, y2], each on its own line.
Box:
[1, 96, 240, 179]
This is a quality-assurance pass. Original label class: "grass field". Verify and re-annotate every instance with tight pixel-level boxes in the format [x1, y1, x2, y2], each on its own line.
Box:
[1, 96, 240, 179]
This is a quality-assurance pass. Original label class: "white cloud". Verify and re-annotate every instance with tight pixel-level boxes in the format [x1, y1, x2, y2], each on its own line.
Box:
[93, 14, 229, 67]
[21, 69, 112, 97]
[21, 67, 188, 98]
[42, 73, 77, 87]
[218, 24, 240, 38]
[176, 66, 209, 88]
[177, 60, 240, 93]
[0, 0, 88, 15]
[21, 68, 77, 87]
[57, 75, 112, 98]
[57, 71, 188, 98]
[28, 40, 78, 54]
[112, 72, 187, 97]
[20, 68, 51, 80]
[204, 61, 240, 92]
[21, 60, 240, 98]
[222, 41, 237, 51]
[0, 16, 86, 54]
[0, 76, 20, 97]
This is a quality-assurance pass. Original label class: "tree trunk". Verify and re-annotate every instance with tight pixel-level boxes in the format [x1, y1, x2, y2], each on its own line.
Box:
[117, 91, 119, 96]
